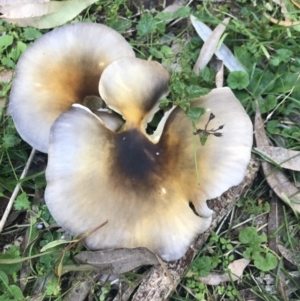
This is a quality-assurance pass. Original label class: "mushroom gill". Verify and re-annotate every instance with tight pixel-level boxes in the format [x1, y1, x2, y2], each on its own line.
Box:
[9, 23, 134, 153]
[45, 57, 253, 261]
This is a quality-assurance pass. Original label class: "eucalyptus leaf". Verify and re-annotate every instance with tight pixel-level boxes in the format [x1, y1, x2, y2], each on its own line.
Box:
[75, 247, 159, 274]
[1, 0, 99, 29]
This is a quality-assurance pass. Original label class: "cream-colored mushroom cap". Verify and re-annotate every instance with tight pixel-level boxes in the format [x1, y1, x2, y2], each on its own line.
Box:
[9, 22, 135, 153]
[45, 58, 252, 261]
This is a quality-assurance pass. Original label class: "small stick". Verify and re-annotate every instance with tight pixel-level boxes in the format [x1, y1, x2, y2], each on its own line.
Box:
[0, 148, 36, 233]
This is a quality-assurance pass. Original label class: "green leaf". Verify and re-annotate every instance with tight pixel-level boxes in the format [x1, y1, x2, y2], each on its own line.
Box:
[258, 95, 277, 114]
[45, 276, 61, 296]
[200, 133, 208, 146]
[6, 285, 24, 300]
[40, 239, 74, 252]
[14, 192, 31, 211]
[254, 252, 278, 271]
[234, 46, 254, 71]
[186, 107, 206, 121]
[161, 45, 173, 58]
[108, 18, 132, 34]
[0, 271, 8, 286]
[137, 14, 157, 37]
[0, 35, 13, 53]
[266, 120, 281, 135]
[174, 6, 191, 18]
[192, 256, 214, 277]
[1, 57, 15, 69]
[149, 47, 163, 59]
[227, 71, 249, 90]
[271, 72, 300, 93]
[23, 27, 42, 41]
[186, 85, 210, 99]
[0, 246, 22, 276]
[2, 134, 21, 149]
[276, 48, 293, 63]
[239, 227, 267, 245]
[248, 69, 275, 95]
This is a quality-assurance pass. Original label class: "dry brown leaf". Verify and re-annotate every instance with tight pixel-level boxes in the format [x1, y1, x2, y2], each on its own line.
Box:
[1, 0, 99, 29]
[254, 105, 300, 213]
[278, 244, 300, 266]
[0, 0, 48, 12]
[264, 13, 300, 26]
[291, 0, 300, 9]
[162, 3, 182, 14]
[198, 259, 250, 285]
[75, 247, 159, 274]
[193, 17, 230, 75]
[190, 15, 245, 72]
[255, 146, 300, 171]
[215, 60, 224, 88]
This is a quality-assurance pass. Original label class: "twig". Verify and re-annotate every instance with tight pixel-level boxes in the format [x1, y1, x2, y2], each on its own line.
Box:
[0, 148, 36, 233]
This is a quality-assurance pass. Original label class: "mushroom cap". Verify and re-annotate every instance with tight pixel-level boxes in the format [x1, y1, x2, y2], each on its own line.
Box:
[45, 56, 252, 260]
[99, 57, 170, 130]
[9, 22, 135, 153]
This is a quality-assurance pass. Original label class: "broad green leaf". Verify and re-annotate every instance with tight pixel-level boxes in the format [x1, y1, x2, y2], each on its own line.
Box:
[239, 227, 267, 245]
[186, 107, 206, 121]
[23, 27, 42, 41]
[254, 253, 278, 271]
[257, 95, 277, 114]
[0, 35, 13, 53]
[271, 72, 300, 93]
[108, 18, 132, 34]
[248, 69, 275, 95]
[14, 192, 31, 210]
[227, 71, 249, 90]
[137, 14, 156, 37]
[6, 285, 24, 300]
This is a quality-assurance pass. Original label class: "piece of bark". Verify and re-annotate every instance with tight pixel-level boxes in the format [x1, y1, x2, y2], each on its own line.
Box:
[131, 155, 260, 301]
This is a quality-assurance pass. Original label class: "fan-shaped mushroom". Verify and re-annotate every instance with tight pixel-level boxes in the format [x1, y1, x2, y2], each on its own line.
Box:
[9, 22, 134, 153]
[45, 57, 252, 261]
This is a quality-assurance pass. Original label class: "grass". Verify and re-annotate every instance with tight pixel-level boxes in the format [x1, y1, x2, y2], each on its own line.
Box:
[0, 0, 300, 300]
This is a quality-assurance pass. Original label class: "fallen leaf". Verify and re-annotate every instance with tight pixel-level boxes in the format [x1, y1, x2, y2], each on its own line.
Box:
[75, 247, 159, 274]
[255, 146, 300, 171]
[0, 70, 14, 82]
[215, 60, 224, 88]
[227, 258, 250, 281]
[162, 3, 182, 14]
[291, 0, 300, 9]
[198, 259, 250, 285]
[193, 17, 230, 74]
[278, 244, 300, 266]
[254, 104, 300, 213]
[190, 15, 246, 72]
[0, 0, 49, 12]
[1, 0, 99, 29]
[263, 13, 300, 26]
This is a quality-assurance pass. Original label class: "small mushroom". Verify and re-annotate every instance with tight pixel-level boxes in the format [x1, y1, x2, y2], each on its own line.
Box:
[45, 57, 252, 261]
[9, 22, 134, 153]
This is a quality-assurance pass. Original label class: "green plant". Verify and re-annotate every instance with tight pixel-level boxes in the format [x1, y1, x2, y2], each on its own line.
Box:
[239, 227, 278, 271]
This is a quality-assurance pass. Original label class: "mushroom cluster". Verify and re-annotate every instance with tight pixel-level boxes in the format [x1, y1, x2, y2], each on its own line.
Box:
[9, 23, 253, 261]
